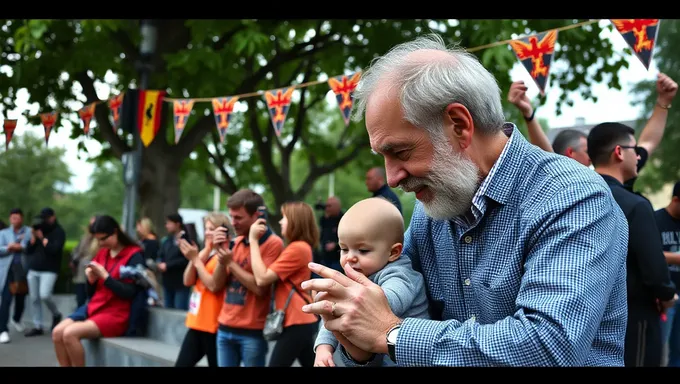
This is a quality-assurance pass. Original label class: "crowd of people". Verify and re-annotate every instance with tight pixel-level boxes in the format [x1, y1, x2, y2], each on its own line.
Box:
[1, 32, 680, 367]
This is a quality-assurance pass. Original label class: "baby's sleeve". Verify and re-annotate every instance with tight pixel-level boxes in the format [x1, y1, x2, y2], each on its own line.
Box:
[313, 317, 339, 352]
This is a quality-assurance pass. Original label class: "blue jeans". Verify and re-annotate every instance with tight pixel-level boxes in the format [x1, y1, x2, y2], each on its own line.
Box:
[662, 300, 680, 367]
[164, 287, 191, 310]
[216, 329, 268, 367]
[0, 267, 26, 333]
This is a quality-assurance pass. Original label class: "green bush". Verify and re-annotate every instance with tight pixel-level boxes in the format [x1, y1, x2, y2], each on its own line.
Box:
[53, 240, 78, 294]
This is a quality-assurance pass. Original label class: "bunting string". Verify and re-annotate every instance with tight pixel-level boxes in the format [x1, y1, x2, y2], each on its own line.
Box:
[0, 18, 662, 149]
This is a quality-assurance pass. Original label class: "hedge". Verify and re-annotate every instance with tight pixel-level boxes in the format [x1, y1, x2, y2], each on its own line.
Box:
[53, 240, 79, 294]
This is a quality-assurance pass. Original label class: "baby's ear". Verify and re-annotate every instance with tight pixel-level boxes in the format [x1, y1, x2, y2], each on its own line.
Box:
[388, 243, 403, 262]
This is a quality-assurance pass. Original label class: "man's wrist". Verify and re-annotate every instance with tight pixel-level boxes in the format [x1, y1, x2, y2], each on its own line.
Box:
[656, 98, 672, 109]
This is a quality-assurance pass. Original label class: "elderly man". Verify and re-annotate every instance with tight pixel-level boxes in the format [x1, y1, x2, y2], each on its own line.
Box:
[302, 33, 629, 366]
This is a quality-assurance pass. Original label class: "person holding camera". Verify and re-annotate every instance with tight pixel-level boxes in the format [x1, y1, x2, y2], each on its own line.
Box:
[157, 213, 192, 310]
[24, 207, 66, 337]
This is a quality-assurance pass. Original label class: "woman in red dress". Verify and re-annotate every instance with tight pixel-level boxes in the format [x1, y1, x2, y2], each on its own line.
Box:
[52, 215, 144, 367]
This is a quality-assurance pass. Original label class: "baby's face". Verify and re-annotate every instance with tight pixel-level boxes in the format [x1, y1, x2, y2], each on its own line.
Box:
[338, 226, 395, 277]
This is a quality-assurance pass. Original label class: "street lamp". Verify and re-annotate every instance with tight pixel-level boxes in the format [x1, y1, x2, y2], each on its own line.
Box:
[121, 19, 157, 239]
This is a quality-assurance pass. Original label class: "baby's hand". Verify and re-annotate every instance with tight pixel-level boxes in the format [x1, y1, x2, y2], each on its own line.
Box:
[314, 344, 336, 367]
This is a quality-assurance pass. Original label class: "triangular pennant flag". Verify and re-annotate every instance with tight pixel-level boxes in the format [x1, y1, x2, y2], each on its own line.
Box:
[78, 102, 97, 136]
[263, 87, 295, 136]
[137, 90, 166, 147]
[509, 29, 558, 96]
[39, 112, 57, 146]
[3, 119, 17, 151]
[211, 97, 239, 143]
[108, 93, 125, 130]
[328, 72, 361, 127]
[172, 99, 194, 144]
[610, 19, 661, 70]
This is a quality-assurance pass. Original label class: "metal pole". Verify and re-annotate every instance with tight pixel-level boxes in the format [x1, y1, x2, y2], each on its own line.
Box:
[122, 19, 156, 239]
[213, 167, 221, 212]
[328, 173, 335, 198]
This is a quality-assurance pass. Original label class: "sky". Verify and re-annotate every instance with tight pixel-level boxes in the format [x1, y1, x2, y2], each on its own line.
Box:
[0, 20, 661, 193]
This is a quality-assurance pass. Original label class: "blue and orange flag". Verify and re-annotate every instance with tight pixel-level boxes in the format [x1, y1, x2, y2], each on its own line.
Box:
[328, 72, 361, 127]
[137, 90, 166, 147]
[509, 29, 558, 96]
[40, 112, 57, 146]
[3, 119, 17, 151]
[263, 87, 295, 136]
[611, 19, 661, 70]
[108, 93, 124, 131]
[78, 102, 97, 136]
[211, 97, 239, 143]
[172, 99, 194, 144]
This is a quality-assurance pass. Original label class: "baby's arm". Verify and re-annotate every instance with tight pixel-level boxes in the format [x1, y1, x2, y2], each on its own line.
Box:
[314, 318, 339, 352]
[379, 268, 423, 318]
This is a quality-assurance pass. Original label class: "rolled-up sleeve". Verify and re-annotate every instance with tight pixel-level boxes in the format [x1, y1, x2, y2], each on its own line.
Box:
[395, 183, 628, 366]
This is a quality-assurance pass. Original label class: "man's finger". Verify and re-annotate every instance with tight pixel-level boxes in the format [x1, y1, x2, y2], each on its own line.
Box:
[302, 299, 336, 317]
[314, 290, 332, 303]
[343, 263, 372, 287]
[306, 262, 355, 287]
[301, 278, 348, 298]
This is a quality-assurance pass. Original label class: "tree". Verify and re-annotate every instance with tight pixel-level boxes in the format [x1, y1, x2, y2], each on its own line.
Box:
[630, 19, 680, 193]
[0, 132, 71, 219]
[1, 19, 630, 230]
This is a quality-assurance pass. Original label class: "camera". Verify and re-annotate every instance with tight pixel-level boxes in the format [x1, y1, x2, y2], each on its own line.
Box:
[31, 216, 47, 232]
[257, 206, 268, 221]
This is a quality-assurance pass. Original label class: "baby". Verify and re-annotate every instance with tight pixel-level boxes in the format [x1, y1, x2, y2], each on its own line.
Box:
[313, 197, 430, 367]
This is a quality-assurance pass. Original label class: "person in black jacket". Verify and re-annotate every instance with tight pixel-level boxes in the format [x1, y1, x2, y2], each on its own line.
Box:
[24, 207, 66, 336]
[157, 213, 191, 310]
[316, 197, 343, 273]
[589, 122, 678, 367]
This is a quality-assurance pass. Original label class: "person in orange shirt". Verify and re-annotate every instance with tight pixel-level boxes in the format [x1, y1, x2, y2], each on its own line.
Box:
[174, 212, 233, 367]
[211, 189, 284, 367]
[247, 201, 321, 367]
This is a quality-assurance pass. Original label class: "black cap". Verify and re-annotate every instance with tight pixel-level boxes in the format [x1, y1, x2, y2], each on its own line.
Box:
[39, 207, 55, 219]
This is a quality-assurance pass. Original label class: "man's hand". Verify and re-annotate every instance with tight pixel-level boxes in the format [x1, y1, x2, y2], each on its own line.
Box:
[660, 293, 679, 313]
[6, 242, 21, 252]
[42, 238, 49, 247]
[507, 81, 534, 117]
[301, 262, 401, 353]
[157, 262, 167, 272]
[324, 242, 336, 252]
[657, 72, 678, 106]
[313, 344, 336, 367]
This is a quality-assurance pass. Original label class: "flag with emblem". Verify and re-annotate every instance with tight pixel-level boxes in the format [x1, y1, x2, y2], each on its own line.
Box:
[263, 87, 295, 136]
[78, 102, 97, 136]
[328, 72, 361, 127]
[611, 19, 661, 70]
[172, 99, 194, 144]
[509, 29, 558, 96]
[211, 97, 239, 143]
[137, 90, 166, 147]
[3, 119, 17, 151]
[40, 112, 58, 146]
[108, 93, 125, 131]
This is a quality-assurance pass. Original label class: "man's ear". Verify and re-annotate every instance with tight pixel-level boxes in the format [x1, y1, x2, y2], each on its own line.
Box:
[388, 243, 403, 262]
[444, 103, 475, 150]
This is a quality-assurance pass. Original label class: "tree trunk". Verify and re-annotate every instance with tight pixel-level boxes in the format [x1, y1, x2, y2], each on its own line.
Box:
[138, 146, 181, 238]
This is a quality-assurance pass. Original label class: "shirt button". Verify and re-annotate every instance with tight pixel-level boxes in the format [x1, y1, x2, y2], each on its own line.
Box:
[470, 314, 476, 322]
[464, 278, 471, 286]
[464, 235, 472, 244]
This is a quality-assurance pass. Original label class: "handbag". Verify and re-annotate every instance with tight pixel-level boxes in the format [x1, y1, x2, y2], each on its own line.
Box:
[9, 262, 28, 295]
[262, 281, 296, 341]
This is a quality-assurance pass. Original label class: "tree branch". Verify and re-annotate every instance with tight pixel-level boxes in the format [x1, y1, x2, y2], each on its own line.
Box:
[201, 136, 238, 194]
[295, 138, 370, 200]
[76, 71, 129, 158]
[286, 59, 316, 153]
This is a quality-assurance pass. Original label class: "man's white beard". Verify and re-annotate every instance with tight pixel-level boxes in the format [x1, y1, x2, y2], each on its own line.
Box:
[399, 140, 480, 220]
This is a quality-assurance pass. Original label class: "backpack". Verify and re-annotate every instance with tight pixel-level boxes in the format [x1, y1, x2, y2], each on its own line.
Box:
[125, 286, 150, 337]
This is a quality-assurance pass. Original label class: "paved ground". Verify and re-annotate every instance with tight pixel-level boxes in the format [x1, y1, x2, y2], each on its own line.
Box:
[0, 327, 58, 367]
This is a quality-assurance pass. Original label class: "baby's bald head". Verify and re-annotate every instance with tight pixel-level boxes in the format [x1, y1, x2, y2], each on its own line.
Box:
[339, 197, 404, 246]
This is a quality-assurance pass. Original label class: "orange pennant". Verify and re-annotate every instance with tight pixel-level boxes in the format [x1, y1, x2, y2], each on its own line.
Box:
[509, 30, 558, 96]
[108, 93, 125, 130]
[172, 99, 194, 144]
[78, 102, 97, 136]
[263, 87, 295, 136]
[328, 72, 361, 127]
[611, 19, 661, 70]
[3, 119, 17, 151]
[211, 97, 239, 143]
[39, 112, 57, 146]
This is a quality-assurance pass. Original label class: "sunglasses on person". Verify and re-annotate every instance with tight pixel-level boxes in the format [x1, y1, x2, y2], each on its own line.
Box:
[613, 145, 643, 156]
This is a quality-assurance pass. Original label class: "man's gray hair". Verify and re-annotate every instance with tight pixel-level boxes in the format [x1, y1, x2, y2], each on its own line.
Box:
[352, 33, 506, 137]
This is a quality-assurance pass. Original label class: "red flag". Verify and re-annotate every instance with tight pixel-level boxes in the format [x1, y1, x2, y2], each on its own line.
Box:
[137, 90, 166, 147]
[509, 30, 558, 96]
[39, 112, 58, 146]
[3, 119, 17, 151]
[328, 72, 361, 127]
[78, 102, 97, 136]
[263, 87, 295, 136]
[172, 99, 194, 144]
[211, 97, 239, 143]
[611, 19, 661, 70]
[108, 93, 125, 130]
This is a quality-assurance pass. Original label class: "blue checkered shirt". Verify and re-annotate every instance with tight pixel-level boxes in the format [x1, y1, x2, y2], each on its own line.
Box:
[341, 124, 629, 367]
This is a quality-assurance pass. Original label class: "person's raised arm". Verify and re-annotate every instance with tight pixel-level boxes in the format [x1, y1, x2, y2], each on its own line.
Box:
[637, 73, 678, 158]
[507, 81, 553, 153]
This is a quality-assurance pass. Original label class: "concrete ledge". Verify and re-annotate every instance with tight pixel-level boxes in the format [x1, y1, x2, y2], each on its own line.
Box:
[83, 337, 208, 367]
[147, 307, 188, 346]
